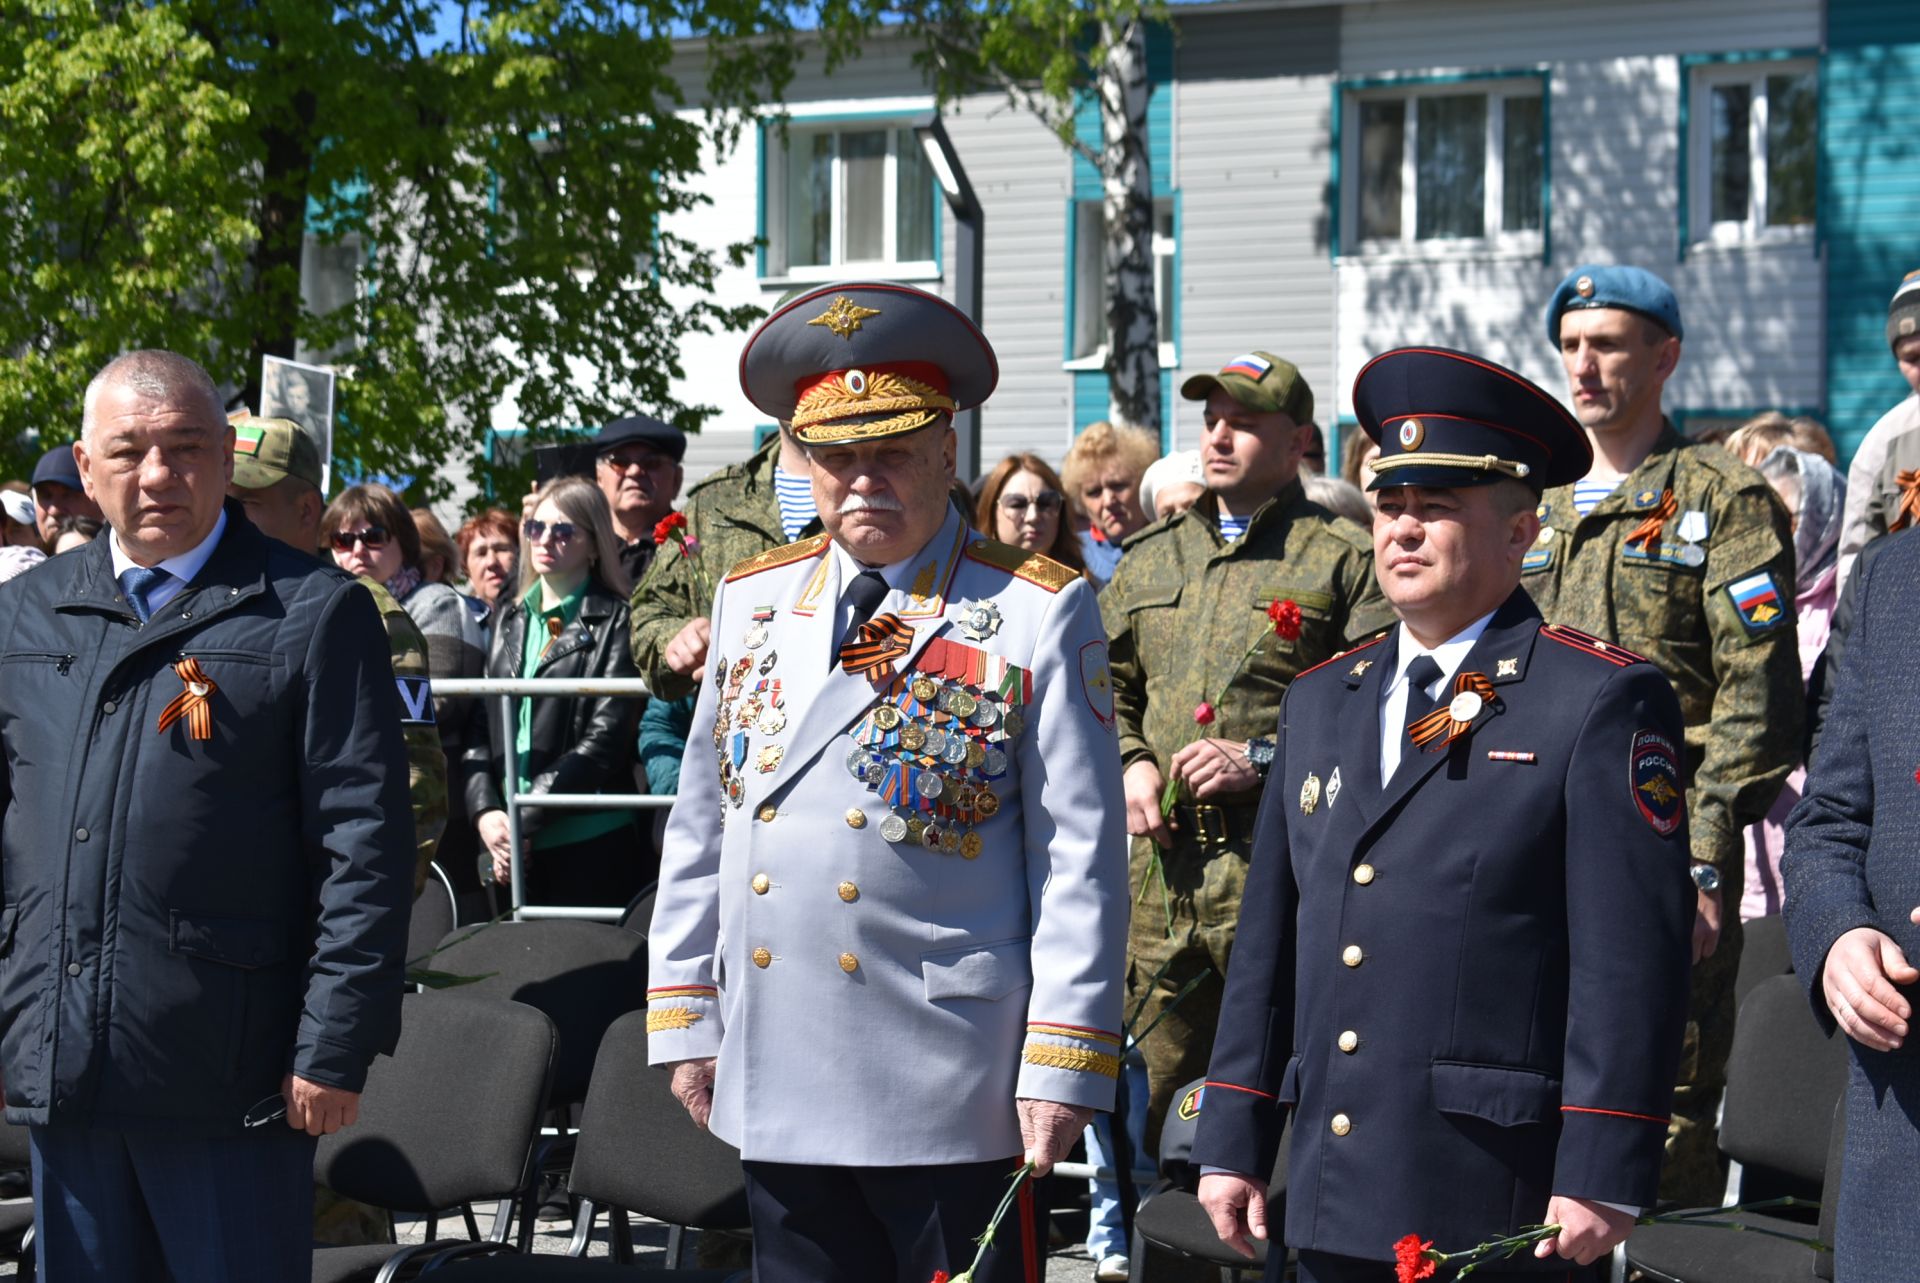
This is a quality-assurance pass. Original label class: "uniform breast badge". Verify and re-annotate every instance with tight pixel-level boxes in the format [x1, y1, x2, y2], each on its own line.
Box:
[1675, 510, 1709, 567]
[756, 745, 785, 774]
[1300, 773, 1321, 815]
[957, 598, 1003, 642]
[744, 605, 774, 649]
[1326, 767, 1341, 807]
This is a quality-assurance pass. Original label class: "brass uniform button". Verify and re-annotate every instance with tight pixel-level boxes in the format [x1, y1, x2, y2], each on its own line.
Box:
[838, 881, 859, 903]
[846, 808, 867, 830]
[1341, 945, 1363, 968]
[1338, 1030, 1359, 1054]
[757, 805, 778, 823]
[751, 873, 771, 895]
[1352, 863, 1376, 885]
[1330, 1113, 1352, 1137]
[752, 947, 772, 969]
[839, 952, 859, 973]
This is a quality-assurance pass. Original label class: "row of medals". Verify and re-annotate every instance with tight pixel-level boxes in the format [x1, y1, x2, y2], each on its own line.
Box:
[844, 672, 1026, 858]
[711, 610, 785, 818]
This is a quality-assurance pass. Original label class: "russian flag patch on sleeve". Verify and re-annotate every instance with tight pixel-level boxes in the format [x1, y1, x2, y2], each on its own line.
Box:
[1727, 571, 1787, 634]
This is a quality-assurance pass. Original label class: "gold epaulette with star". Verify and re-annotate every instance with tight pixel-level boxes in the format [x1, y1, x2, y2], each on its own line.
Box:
[962, 538, 1077, 593]
[1539, 623, 1647, 668]
[726, 533, 831, 583]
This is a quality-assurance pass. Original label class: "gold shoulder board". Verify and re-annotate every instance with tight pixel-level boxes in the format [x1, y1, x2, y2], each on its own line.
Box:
[726, 533, 831, 583]
[963, 538, 1077, 593]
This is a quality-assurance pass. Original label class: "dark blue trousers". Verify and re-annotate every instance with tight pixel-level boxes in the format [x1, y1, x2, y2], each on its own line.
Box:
[743, 1156, 1039, 1283]
[30, 1124, 317, 1283]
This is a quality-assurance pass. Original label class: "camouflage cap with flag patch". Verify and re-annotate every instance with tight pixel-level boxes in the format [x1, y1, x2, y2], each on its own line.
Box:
[1179, 350, 1314, 425]
[229, 414, 323, 492]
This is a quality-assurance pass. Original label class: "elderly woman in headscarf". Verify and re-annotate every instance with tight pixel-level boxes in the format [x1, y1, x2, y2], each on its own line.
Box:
[1743, 445, 1845, 921]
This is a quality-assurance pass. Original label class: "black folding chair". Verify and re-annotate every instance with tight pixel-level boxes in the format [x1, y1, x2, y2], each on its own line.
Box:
[422, 1009, 750, 1279]
[1733, 913, 1794, 1012]
[310, 994, 557, 1283]
[407, 861, 460, 980]
[1624, 974, 1848, 1283]
[619, 882, 657, 937]
[1129, 1078, 1285, 1281]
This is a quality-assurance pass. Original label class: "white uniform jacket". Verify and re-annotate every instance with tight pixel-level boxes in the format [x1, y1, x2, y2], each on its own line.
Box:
[647, 506, 1129, 1164]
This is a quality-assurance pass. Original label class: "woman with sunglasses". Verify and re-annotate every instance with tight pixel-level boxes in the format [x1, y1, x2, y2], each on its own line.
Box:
[462, 476, 646, 909]
[972, 453, 1088, 578]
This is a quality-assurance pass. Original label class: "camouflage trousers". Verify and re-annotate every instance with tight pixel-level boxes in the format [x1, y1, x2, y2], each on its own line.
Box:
[1124, 831, 1252, 1157]
[1660, 912, 1743, 1207]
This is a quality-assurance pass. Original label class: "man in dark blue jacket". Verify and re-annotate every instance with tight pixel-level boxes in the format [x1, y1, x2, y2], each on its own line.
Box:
[1193, 348, 1694, 1281]
[0, 350, 415, 1282]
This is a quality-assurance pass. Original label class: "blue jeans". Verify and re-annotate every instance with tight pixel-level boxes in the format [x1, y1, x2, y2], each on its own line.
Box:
[1084, 1053, 1150, 1259]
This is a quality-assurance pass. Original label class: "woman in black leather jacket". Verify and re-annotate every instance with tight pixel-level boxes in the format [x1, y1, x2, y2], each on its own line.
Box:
[463, 476, 645, 908]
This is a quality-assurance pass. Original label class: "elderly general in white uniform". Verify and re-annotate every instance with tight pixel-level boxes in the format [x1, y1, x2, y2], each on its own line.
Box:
[647, 282, 1130, 1283]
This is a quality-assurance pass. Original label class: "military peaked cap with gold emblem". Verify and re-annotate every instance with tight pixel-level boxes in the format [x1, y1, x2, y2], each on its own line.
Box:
[738, 281, 998, 445]
[1352, 346, 1592, 493]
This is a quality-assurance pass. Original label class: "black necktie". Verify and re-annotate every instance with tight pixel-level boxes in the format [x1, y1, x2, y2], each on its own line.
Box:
[1403, 654, 1444, 730]
[834, 570, 890, 669]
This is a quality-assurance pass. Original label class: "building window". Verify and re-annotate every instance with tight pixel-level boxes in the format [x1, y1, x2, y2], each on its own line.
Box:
[1690, 60, 1816, 244]
[762, 123, 937, 279]
[1342, 79, 1545, 254]
[298, 235, 364, 364]
[1069, 198, 1176, 363]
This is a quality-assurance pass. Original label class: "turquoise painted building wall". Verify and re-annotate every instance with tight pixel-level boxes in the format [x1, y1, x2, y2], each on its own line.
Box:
[1823, 1, 1920, 456]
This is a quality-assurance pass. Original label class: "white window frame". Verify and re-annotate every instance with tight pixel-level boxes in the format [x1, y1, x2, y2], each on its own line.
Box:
[1340, 79, 1546, 260]
[761, 117, 940, 283]
[1688, 59, 1817, 249]
[1064, 197, 1178, 370]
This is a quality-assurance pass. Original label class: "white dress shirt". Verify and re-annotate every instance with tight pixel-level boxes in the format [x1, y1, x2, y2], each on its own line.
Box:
[108, 508, 228, 616]
[1377, 610, 1496, 781]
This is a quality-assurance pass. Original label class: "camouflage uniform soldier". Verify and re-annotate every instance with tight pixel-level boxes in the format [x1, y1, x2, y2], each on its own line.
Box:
[1101, 353, 1392, 1147]
[1533, 268, 1801, 1205]
[227, 417, 446, 1248]
[630, 430, 824, 701]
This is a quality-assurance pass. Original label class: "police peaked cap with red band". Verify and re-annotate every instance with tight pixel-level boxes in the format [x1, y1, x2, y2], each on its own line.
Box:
[1352, 346, 1592, 493]
[739, 281, 998, 446]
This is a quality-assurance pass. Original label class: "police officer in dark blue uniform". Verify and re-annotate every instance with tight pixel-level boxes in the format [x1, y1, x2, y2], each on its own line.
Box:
[1191, 348, 1695, 1281]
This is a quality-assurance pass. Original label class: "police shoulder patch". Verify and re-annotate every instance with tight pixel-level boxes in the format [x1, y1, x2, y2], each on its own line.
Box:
[726, 533, 831, 582]
[394, 675, 435, 725]
[1177, 1083, 1205, 1121]
[1079, 639, 1116, 730]
[1630, 729, 1683, 836]
[1726, 570, 1788, 633]
[963, 537, 1076, 592]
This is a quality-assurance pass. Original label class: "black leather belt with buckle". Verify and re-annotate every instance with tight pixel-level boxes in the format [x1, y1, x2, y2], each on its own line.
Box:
[1173, 803, 1258, 848]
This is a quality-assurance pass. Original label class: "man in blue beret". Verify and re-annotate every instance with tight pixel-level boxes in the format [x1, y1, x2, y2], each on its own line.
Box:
[1528, 264, 1801, 1205]
[1193, 346, 1694, 1281]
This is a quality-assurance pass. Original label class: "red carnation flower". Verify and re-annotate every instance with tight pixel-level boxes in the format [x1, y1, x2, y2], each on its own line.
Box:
[1269, 598, 1303, 642]
[1193, 701, 1216, 726]
[1393, 1234, 1438, 1283]
[653, 512, 688, 545]
[931, 1273, 950, 1283]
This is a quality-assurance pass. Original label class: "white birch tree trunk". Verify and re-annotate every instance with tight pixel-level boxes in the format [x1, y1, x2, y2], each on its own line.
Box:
[1099, 16, 1160, 438]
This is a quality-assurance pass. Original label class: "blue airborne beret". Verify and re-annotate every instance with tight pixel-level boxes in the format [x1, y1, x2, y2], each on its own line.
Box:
[1353, 346, 1592, 493]
[1545, 265, 1684, 344]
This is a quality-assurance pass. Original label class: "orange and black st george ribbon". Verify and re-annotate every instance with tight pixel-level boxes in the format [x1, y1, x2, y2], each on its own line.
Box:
[156, 658, 218, 741]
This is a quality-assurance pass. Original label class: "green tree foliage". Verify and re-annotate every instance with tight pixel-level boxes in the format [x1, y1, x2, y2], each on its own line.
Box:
[897, 0, 1166, 436]
[0, 0, 872, 501]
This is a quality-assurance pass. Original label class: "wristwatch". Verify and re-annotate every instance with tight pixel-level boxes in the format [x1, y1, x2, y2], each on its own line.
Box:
[1689, 863, 1722, 894]
[1244, 738, 1276, 779]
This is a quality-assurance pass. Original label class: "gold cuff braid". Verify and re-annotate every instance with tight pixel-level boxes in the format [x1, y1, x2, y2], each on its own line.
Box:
[1024, 1043, 1121, 1078]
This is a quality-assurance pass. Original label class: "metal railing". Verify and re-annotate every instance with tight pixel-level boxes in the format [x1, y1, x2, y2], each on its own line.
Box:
[434, 677, 662, 923]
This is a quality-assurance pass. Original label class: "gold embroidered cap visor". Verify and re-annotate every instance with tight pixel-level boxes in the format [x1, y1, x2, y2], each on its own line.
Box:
[739, 281, 999, 446]
[1351, 345, 1592, 493]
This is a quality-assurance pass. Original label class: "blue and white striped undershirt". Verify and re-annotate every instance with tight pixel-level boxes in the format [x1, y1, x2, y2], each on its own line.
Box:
[1217, 514, 1251, 541]
[773, 468, 818, 541]
[1571, 478, 1620, 517]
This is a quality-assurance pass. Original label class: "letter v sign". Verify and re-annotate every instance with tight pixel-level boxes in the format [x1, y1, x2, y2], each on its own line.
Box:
[395, 676, 436, 725]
